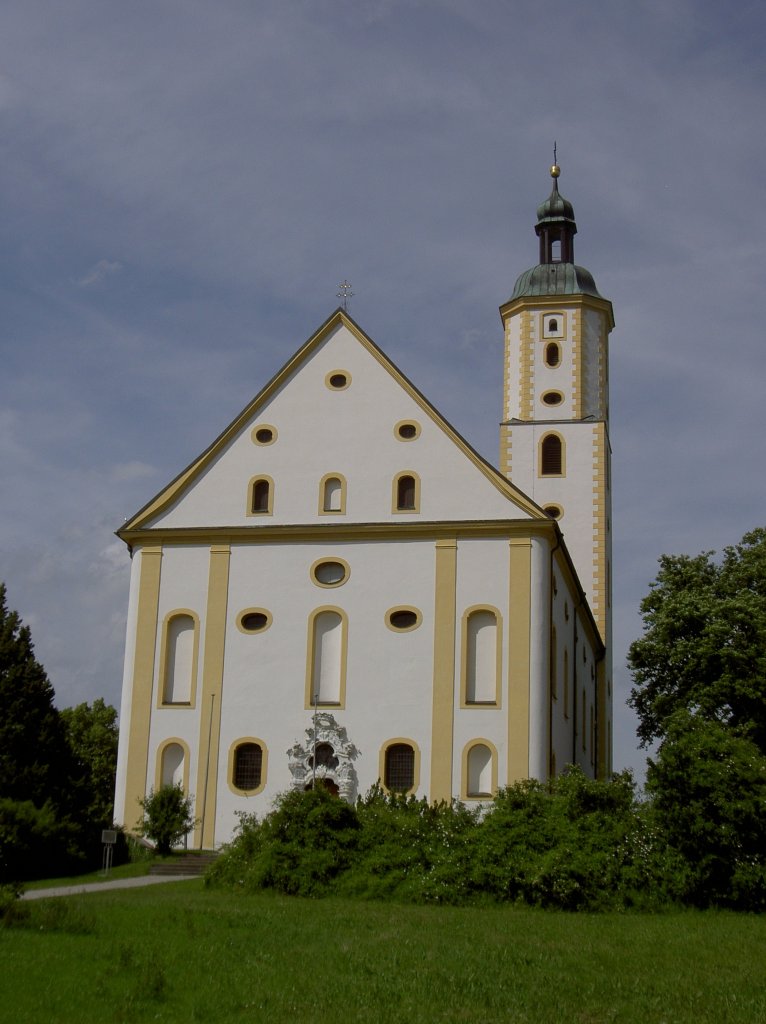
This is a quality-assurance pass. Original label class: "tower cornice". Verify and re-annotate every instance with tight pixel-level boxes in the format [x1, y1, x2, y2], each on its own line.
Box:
[499, 290, 615, 330]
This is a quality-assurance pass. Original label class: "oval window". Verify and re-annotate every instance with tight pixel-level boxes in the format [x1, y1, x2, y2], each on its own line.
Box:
[326, 371, 350, 390]
[387, 608, 421, 631]
[312, 559, 349, 587]
[237, 609, 272, 633]
[544, 505, 562, 520]
[542, 391, 563, 406]
[251, 424, 277, 445]
[396, 421, 420, 441]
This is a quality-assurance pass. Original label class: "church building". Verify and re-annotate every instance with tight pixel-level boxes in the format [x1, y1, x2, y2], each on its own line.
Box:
[113, 164, 614, 847]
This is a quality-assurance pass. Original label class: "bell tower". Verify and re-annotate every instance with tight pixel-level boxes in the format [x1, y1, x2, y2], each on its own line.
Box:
[500, 160, 614, 769]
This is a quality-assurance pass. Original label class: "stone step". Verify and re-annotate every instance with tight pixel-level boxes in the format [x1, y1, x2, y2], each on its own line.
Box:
[148, 853, 219, 876]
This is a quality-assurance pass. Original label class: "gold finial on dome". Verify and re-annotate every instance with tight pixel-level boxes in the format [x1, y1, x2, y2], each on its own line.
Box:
[550, 140, 560, 178]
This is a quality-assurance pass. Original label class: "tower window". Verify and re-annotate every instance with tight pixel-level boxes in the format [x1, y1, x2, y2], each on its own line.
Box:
[551, 240, 561, 262]
[542, 391, 563, 406]
[548, 318, 559, 332]
[540, 434, 563, 476]
[545, 342, 561, 367]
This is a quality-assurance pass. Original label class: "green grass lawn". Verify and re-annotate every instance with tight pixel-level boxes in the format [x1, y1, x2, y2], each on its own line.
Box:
[1, 882, 764, 1023]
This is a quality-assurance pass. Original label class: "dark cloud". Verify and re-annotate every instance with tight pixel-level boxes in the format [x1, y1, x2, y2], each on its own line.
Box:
[1, 0, 764, 781]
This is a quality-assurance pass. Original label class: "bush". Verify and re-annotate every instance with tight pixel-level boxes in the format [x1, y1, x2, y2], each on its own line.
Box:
[208, 786, 360, 896]
[137, 784, 197, 856]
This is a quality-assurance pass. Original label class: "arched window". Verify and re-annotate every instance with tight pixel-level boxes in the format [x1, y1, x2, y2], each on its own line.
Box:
[384, 742, 415, 793]
[249, 476, 273, 515]
[551, 626, 557, 699]
[563, 648, 569, 718]
[466, 743, 494, 798]
[548, 318, 559, 333]
[160, 741, 186, 788]
[233, 742, 263, 791]
[162, 613, 197, 704]
[463, 607, 500, 705]
[394, 473, 418, 512]
[540, 434, 563, 476]
[545, 342, 560, 367]
[320, 474, 345, 514]
[307, 609, 346, 707]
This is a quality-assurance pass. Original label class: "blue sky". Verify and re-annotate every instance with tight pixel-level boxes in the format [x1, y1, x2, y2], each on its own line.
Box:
[1, 0, 764, 783]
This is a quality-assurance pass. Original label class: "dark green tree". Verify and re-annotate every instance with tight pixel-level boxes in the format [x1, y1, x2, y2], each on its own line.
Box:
[60, 699, 119, 828]
[0, 583, 72, 809]
[628, 527, 766, 751]
[646, 711, 766, 908]
[138, 784, 197, 856]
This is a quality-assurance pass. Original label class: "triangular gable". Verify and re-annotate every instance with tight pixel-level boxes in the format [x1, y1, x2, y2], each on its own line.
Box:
[119, 308, 546, 535]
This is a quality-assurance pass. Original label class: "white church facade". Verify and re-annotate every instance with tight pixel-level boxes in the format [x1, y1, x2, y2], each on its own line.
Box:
[113, 165, 614, 847]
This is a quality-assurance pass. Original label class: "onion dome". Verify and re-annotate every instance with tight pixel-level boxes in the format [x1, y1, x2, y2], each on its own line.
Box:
[509, 160, 602, 301]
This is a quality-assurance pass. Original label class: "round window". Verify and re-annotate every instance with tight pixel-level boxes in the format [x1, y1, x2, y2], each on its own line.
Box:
[395, 421, 420, 441]
[386, 608, 421, 631]
[311, 559, 350, 587]
[326, 371, 351, 390]
[543, 505, 562, 520]
[237, 609, 272, 633]
[542, 391, 563, 406]
[251, 424, 277, 445]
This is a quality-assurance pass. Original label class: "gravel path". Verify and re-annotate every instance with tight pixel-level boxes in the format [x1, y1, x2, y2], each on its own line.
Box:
[21, 875, 198, 900]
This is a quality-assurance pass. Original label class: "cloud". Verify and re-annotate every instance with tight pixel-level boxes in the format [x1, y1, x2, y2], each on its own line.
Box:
[77, 259, 123, 287]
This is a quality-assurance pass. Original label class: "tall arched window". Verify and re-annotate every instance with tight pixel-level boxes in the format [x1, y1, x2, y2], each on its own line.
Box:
[463, 607, 501, 705]
[545, 342, 561, 367]
[384, 742, 415, 793]
[551, 626, 558, 699]
[465, 742, 494, 797]
[249, 476, 273, 515]
[162, 613, 197, 704]
[306, 609, 346, 707]
[563, 648, 569, 718]
[160, 742, 186, 788]
[540, 434, 564, 476]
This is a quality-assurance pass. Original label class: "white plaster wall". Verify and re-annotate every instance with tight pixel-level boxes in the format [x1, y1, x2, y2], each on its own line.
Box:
[113, 549, 143, 824]
[148, 325, 529, 529]
[212, 537, 439, 834]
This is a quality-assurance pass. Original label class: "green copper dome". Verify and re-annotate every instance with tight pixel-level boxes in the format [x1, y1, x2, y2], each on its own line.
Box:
[510, 262, 601, 300]
[536, 181, 575, 225]
[508, 162, 602, 300]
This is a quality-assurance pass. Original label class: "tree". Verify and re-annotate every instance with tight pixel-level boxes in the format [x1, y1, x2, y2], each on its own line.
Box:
[61, 699, 119, 828]
[628, 527, 766, 752]
[0, 583, 72, 810]
[646, 711, 766, 909]
[138, 784, 197, 855]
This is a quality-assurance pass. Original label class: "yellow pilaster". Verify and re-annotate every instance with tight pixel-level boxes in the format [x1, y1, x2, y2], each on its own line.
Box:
[194, 544, 231, 849]
[124, 546, 163, 832]
[430, 539, 457, 802]
[507, 538, 532, 783]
